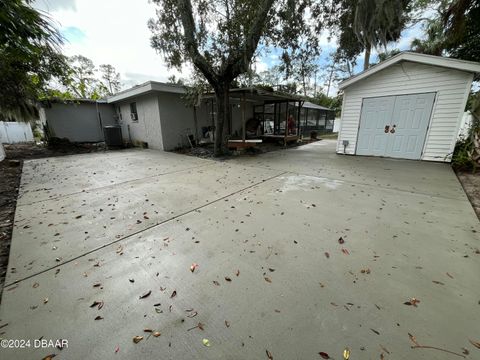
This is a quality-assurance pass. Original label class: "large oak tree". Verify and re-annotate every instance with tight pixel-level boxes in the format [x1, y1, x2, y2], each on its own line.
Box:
[149, 0, 317, 155]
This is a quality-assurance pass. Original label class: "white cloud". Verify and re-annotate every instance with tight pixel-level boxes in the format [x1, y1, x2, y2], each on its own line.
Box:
[34, 0, 191, 89]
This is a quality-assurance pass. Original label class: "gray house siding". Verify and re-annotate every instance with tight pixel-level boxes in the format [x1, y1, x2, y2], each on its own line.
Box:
[116, 93, 163, 149]
[157, 92, 196, 150]
[41, 102, 116, 142]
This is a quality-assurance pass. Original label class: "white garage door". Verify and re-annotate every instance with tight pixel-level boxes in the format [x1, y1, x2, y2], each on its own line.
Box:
[356, 93, 435, 160]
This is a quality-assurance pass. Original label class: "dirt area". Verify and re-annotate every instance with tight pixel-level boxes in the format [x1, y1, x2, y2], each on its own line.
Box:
[456, 170, 480, 219]
[0, 143, 105, 297]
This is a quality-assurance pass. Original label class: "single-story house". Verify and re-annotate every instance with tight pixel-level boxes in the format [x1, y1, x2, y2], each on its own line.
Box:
[39, 82, 335, 150]
[336, 52, 480, 162]
[39, 99, 116, 142]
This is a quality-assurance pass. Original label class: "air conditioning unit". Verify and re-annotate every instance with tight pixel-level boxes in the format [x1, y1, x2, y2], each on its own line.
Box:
[130, 113, 138, 121]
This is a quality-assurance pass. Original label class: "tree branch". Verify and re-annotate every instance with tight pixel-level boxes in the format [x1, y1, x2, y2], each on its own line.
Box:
[224, 0, 275, 78]
[177, 0, 218, 85]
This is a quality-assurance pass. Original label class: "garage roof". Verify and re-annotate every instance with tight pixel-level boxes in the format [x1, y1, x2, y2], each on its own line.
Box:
[339, 52, 480, 90]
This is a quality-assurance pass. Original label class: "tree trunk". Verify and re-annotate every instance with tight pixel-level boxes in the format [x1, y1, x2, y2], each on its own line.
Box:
[363, 44, 371, 71]
[213, 84, 230, 156]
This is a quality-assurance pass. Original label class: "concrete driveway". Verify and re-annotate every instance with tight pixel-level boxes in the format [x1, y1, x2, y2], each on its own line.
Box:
[1, 140, 479, 359]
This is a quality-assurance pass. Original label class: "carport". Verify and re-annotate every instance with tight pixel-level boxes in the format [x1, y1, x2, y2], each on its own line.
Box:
[336, 52, 480, 162]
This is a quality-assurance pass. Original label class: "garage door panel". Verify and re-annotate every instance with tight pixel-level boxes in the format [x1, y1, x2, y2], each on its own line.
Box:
[357, 93, 435, 159]
[356, 96, 395, 156]
[385, 93, 435, 159]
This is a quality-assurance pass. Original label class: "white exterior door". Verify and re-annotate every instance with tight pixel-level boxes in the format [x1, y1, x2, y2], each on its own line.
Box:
[356, 93, 435, 160]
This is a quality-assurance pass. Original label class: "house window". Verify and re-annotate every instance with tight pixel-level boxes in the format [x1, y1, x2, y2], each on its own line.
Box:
[130, 102, 138, 122]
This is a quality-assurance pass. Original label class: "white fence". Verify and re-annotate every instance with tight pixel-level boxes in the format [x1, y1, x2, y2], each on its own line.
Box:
[0, 121, 34, 144]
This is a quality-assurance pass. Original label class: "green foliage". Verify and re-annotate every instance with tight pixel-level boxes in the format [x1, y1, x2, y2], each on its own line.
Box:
[99, 64, 121, 95]
[452, 92, 480, 171]
[411, 0, 479, 62]
[0, 0, 68, 120]
[59, 55, 122, 99]
[310, 93, 342, 115]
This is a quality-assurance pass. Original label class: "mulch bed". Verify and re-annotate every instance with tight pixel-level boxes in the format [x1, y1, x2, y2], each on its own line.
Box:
[174, 138, 321, 159]
[0, 143, 105, 299]
[455, 170, 480, 220]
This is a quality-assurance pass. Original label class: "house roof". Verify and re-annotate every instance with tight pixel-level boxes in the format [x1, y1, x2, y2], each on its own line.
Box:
[107, 81, 186, 103]
[339, 52, 480, 90]
[302, 101, 332, 111]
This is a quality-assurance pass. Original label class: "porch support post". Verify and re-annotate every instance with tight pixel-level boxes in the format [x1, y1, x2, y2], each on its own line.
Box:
[242, 93, 246, 143]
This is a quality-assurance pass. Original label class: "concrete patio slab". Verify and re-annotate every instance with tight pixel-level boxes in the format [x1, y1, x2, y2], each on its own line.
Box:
[231, 140, 466, 199]
[17, 149, 212, 205]
[1, 142, 479, 360]
[7, 158, 283, 284]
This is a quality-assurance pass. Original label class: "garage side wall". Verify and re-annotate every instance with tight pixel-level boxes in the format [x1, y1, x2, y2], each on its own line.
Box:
[337, 62, 473, 162]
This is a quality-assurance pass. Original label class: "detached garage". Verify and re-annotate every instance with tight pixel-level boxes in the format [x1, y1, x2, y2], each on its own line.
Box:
[336, 52, 480, 162]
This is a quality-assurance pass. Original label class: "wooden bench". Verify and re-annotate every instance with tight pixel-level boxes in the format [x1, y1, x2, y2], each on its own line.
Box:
[227, 139, 262, 150]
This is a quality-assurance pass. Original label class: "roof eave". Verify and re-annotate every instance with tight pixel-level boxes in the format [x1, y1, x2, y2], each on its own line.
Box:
[339, 52, 480, 90]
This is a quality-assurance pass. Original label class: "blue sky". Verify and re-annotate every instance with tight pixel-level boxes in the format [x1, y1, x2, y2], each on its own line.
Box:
[34, 0, 426, 95]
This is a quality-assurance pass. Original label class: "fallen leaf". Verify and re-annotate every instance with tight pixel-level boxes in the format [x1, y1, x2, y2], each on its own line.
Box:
[225, 277, 232, 282]
[116, 245, 123, 254]
[469, 339, 480, 349]
[462, 348, 469, 355]
[198, 322, 204, 330]
[343, 348, 350, 359]
[33, 282, 39, 288]
[341, 248, 350, 255]
[153, 332, 161, 337]
[266, 349, 273, 359]
[324, 252, 330, 258]
[225, 320, 230, 328]
[404, 298, 420, 307]
[264, 277, 272, 283]
[236, 270, 240, 276]
[408, 333, 419, 346]
[380, 353, 385, 360]
[190, 263, 199, 272]
[338, 237, 345, 244]
[268, 268, 275, 272]
[170, 290, 177, 298]
[202, 338, 210, 347]
[90, 300, 103, 310]
[144, 328, 153, 333]
[380, 345, 390, 354]
[114, 345, 119, 353]
[213, 281, 220, 286]
[318, 351, 330, 359]
[94, 316, 103, 320]
[133, 336, 143, 344]
[187, 311, 198, 318]
[446, 272, 454, 279]
[42, 354, 56, 360]
[43, 298, 49, 304]
[139, 290, 152, 299]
